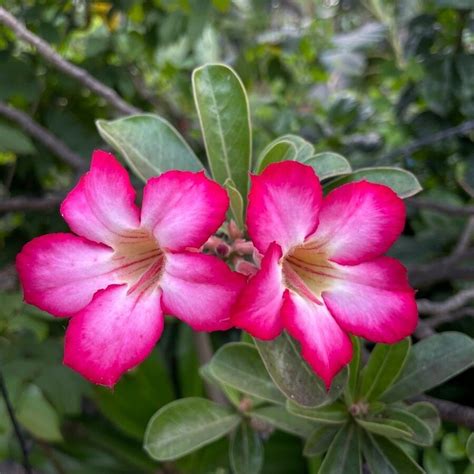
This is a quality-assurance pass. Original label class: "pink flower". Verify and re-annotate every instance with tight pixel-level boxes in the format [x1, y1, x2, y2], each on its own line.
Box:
[17, 150, 245, 387]
[232, 161, 418, 388]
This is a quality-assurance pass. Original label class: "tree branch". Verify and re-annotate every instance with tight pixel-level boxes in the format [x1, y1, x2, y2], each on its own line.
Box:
[383, 119, 474, 162]
[411, 395, 474, 431]
[0, 195, 64, 213]
[0, 7, 139, 116]
[417, 288, 474, 315]
[407, 198, 474, 216]
[0, 101, 85, 170]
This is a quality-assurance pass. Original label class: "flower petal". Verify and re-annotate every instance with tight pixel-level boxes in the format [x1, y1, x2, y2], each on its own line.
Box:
[232, 242, 285, 339]
[141, 171, 228, 251]
[61, 150, 140, 246]
[247, 161, 322, 254]
[323, 257, 418, 343]
[16, 233, 120, 317]
[282, 291, 352, 389]
[160, 251, 246, 331]
[312, 181, 405, 265]
[64, 285, 163, 387]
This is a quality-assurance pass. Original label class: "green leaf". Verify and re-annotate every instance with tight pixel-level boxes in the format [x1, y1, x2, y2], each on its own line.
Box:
[324, 167, 422, 198]
[319, 424, 361, 474]
[383, 408, 433, 446]
[229, 422, 264, 474]
[303, 152, 351, 180]
[256, 139, 297, 173]
[0, 122, 36, 154]
[177, 325, 205, 398]
[345, 336, 361, 406]
[251, 405, 315, 438]
[467, 433, 474, 464]
[407, 402, 440, 438]
[96, 114, 202, 182]
[16, 384, 62, 442]
[224, 179, 245, 230]
[441, 433, 466, 461]
[209, 342, 286, 405]
[199, 363, 242, 407]
[356, 418, 413, 440]
[144, 397, 240, 461]
[254, 333, 347, 408]
[423, 447, 455, 474]
[192, 63, 251, 199]
[287, 400, 348, 425]
[367, 435, 424, 474]
[304, 426, 340, 457]
[280, 135, 314, 162]
[382, 332, 474, 403]
[359, 338, 411, 402]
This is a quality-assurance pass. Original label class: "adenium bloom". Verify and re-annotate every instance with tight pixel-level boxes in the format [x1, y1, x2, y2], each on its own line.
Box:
[232, 161, 418, 388]
[17, 151, 244, 387]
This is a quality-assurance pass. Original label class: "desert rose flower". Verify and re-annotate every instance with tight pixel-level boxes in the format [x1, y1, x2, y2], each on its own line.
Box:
[232, 161, 418, 388]
[17, 151, 245, 387]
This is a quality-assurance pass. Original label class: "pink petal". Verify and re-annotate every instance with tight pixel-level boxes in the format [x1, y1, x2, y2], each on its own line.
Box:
[141, 171, 228, 251]
[64, 285, 163, 387]
[160, 251, 246, 331]
[247, 161, 322, 254]
[16, 233, 120, 317]
[282, 291, 353, 389]
[312, 181, 405, 265]
[323, 257, 418, 343]
[232, 242, 285, 340]
[61, 150, 140, 246]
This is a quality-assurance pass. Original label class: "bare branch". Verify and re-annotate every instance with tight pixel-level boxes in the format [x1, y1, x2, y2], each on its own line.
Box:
[382, 119, 474, 162]
[417, 288, 474, 315]
[408, 198, 474, 216]
[0, 101, 85, 170]
[411, 395, 474, 431]
[416, 308, 474, 338]
[452, 217, 474, 257]
[0, 195, 64, 213]
[0, 7, 139, 116]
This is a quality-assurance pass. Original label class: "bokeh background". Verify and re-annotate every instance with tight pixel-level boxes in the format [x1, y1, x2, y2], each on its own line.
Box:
[0, 1, 474, 473]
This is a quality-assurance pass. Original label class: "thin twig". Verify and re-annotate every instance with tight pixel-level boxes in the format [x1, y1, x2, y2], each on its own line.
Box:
[411, 395, 474, 431]
[0, 7, 139, 116]
[382, 119, 474, 162]
[0, 101, 85, 170]
[0, 195, 64, 213]
[408, 198, 474, 216]
[417, 288, 474, 315]
[0, 371, 32, 474]
[415, 308, 474, 338]
[452, 217, 474, 257]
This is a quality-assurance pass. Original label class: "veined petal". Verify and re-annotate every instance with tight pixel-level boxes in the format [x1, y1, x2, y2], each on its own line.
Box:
[232, 242, 285, 339]
[64, 285, 163, 387]
[160, 251, 245, 331]
[16, 233, 120, 317]
[141, 171, 228, 251]
[282, 291, 352, 389]
[323, 257, 418, 343]
[61, 150, 140, 246]
[247, 161, 322, 254]
[312, 181, 405, 265]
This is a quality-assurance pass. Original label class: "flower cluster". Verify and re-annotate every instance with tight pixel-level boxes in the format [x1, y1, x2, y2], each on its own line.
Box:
[17, 151, 417, 388]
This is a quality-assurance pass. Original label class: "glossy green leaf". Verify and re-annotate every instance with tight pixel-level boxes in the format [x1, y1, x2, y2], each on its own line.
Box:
[280, 134, 314, 162]
[304, 152, 351, 180]
[423, 447, 455, 474]
[287, 400, 348, 425]
[229, 422, 264, 474]
[224, 179, 245, 230]
[209, 342, 285, 405]
[254, 333, 347, 408]
[369, 435, 424, 474]
[442, 432, 466, 461]
[356, 418, 413, 439]
[319, 424, 361, 474]
[144, 397, 240, 461]
[324, 167, 422, 198]
[256, 140, 297, 173]
[199, 363, 241, 407]
[407, 402, 440, 438]
[360, 338, 411, 402]
[345, 336, 361, 406]
[384, 408, 433, 446]
[16, 384, 62, 442]
[303, 426, 340, 457]
[251, 405, 314, 438]
[192, 63, 251, 198]
[467, 433, 474, 463]
[382, 332, 474, 403]
[96, 114, 202, 182]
